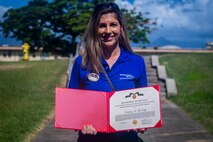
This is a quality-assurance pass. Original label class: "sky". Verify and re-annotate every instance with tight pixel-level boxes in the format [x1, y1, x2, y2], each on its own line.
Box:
[0, 0, 213, 48]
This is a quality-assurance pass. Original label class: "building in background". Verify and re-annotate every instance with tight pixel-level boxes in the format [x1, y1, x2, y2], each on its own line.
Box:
[0, 46, 58, 61]
[0, 46, 22, 61]
[206, 42, 213, 49]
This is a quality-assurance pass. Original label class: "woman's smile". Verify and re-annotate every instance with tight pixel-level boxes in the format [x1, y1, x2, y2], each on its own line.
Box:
[102, 35, 116, 42]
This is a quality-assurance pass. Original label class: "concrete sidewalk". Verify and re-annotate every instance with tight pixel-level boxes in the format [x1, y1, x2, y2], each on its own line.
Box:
[31, 98, 213, 142]
[140, 98, 213, 142]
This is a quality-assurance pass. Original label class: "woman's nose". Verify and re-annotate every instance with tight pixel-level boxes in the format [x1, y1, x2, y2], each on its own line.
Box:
[105, 26, 112, 34]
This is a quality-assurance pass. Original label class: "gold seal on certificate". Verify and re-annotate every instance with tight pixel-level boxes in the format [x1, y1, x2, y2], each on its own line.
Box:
[132, 120, 138, 125]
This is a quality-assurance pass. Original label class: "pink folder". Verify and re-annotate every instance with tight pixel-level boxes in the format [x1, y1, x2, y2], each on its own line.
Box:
[55, 85, 162, 133]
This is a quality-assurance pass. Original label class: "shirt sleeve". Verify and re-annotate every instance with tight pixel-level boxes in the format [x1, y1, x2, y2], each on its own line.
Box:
[136, 57, 148, 87]
[68, 56, 82, 89]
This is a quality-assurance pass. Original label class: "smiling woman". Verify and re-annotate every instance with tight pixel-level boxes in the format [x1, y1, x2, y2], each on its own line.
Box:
[68, 2, 148, 142]
[98, 12, 121, 68]
[80, 2, 132, 73]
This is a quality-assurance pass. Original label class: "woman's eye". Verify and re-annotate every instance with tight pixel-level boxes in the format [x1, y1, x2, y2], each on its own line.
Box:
[111, 23, 118, 27]
[99, 24, 106, 28]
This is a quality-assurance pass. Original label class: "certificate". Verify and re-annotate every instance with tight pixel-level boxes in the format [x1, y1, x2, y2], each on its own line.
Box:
[110, 86, 161, 131]
[55, 85, 162, 133]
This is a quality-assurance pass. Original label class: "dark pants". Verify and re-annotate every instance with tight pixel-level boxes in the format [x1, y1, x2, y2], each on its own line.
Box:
[77, 131, 144, 142]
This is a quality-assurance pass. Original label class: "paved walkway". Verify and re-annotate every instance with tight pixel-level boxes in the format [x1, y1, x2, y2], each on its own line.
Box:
[31, 98, 213, 142]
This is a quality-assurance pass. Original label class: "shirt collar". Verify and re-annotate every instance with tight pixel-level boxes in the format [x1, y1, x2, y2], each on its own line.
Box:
[117, 47, 132, 63]
[101, 47, 132, 66]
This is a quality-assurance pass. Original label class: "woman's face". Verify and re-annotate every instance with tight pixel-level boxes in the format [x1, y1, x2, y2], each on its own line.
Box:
[98, 12, 121, 49]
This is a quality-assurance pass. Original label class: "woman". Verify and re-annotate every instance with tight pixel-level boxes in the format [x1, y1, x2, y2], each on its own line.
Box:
[69, 2, 147, 142]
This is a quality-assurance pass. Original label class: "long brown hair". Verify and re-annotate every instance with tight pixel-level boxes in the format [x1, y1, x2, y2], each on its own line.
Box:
[80, 3, 132, 73]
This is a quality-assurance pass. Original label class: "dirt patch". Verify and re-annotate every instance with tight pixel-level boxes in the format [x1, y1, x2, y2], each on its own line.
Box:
[0, 64, 33, 71]
[58, 74, 67, 87]
[24, 110, 54, 142]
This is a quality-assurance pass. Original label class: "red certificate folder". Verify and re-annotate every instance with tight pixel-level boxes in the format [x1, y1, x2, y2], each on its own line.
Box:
[55, 85, 162, 133]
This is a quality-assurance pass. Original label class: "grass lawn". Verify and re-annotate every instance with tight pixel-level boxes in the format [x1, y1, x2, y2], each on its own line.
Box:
[0, 59, 69, 142]
[160, 53, 213, 135]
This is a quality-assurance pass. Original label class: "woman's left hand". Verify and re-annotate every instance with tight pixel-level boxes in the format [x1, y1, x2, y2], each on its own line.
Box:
[81, 125, 97, 135]
[135, 128, 147, 134]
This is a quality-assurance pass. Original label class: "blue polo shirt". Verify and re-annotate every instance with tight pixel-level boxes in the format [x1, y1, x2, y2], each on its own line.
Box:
[69, 48, 147, 91]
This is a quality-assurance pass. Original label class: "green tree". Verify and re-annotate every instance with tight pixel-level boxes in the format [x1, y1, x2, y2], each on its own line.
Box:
[48, 0, 114, 54]
[0, 0, 52, 52]
[123, 9, 153, 43]
[48, 0, 93, 54]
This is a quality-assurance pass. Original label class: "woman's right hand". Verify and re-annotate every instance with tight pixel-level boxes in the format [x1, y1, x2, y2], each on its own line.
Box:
[81, 125, 97, 135]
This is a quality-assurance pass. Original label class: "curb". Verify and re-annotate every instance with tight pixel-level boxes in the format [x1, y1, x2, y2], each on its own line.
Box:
[151, 55, 177, 97]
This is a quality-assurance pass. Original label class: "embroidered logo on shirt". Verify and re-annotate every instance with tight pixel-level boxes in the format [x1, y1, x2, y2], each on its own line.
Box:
[87, 73, 100, 82]
[119, 74, 134, 80]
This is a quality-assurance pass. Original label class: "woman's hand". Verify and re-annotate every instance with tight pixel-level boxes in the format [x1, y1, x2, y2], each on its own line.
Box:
[81, 125, 97, 135]
[135, 128, 147, 134]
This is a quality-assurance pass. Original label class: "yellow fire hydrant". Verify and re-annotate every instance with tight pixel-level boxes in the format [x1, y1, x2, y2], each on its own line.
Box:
[22, 43, 30, 61]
